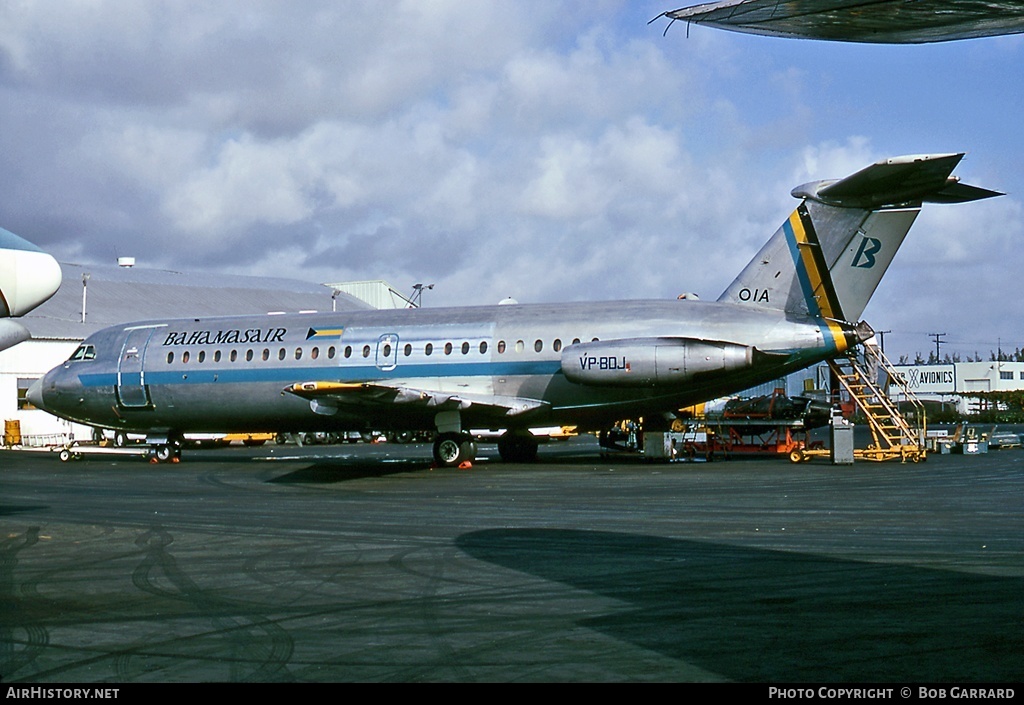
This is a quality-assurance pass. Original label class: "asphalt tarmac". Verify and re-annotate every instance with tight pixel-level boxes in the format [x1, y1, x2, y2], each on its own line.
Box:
[1, 436, 1022, 683]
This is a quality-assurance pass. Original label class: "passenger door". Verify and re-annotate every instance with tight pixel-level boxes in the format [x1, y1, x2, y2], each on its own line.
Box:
[116, 326, 158, 408]
[375, 333, 399, 372]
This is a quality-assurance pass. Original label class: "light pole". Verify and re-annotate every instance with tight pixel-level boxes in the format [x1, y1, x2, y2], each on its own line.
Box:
[81, 273, 91, 323]
[410, 283, 434, 308]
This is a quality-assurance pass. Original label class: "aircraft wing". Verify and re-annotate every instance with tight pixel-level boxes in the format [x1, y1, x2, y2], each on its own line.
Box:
[283, 380, 550, 418]
[660, 0, 1024, 44]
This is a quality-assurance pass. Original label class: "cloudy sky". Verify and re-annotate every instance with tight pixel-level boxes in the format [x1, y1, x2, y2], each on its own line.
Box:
[1, 0, 1021, 361]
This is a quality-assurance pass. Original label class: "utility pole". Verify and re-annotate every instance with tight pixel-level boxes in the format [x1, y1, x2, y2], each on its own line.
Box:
[875, 329, 891, 355]
[928, 332, 946, 362]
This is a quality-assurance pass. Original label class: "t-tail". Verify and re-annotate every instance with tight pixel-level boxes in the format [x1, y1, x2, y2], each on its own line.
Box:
[718, 153, 1001, 350]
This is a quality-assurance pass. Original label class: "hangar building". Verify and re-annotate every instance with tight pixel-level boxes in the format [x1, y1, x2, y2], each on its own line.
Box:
[887, 360, 1024, 415]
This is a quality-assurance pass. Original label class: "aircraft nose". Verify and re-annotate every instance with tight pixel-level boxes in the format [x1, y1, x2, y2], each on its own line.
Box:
[0, 249, 63, 317]
[26, 377, 46, 411]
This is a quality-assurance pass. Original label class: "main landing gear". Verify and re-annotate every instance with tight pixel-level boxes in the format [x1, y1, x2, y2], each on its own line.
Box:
[432, 432, 477, 467]
[497, 430, 539, 463]
[430, 429, 541, 467]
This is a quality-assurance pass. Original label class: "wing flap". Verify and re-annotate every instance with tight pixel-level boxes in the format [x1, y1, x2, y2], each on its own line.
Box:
[283, 381, 549, 417]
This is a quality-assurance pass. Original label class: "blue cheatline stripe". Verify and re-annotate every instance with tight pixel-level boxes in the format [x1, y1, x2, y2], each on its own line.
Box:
[782, 214, 822, 319]
[79, 359, 564, 388]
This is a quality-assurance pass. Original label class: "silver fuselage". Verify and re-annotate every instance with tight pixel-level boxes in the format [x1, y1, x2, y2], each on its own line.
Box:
[33, 298, 850, 436]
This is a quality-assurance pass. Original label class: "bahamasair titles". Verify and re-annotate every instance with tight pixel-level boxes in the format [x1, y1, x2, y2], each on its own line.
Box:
[29, 153, 999, 466]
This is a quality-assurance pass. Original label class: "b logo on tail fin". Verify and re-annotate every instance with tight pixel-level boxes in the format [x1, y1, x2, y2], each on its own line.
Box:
[851, 236, 882, 269]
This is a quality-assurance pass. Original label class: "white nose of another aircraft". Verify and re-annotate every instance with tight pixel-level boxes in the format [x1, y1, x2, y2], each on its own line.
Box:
[0, 227, 62, 317]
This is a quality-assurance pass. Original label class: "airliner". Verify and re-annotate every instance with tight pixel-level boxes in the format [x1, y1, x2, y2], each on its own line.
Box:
[29, 153, 998, 466]
[0, 227, 63, 351]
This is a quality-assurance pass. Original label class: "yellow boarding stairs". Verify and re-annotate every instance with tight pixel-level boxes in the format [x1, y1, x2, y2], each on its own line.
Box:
[827, 345, 927, 462]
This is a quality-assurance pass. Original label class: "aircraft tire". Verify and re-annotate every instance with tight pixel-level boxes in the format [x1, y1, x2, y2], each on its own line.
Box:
[155, 445, 174, 463]
[497, 431, 539, 463]
[433, 433, 476, 467]
[114, 432, 128, 447]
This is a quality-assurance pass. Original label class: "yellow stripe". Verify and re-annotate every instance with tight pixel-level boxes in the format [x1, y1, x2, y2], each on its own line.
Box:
[788, 211, 849, 352]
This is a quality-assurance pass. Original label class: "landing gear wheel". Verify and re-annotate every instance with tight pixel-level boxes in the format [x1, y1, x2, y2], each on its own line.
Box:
[497, 431, 539, 463]
[59, 449, 71, 462]
[155, 444, 177, 463]
[433, 433, 477, 467]
[114, 431, 128, 447]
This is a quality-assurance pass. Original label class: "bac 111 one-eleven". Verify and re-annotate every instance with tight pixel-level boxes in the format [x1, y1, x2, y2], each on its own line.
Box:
[29, 153, 999, 466]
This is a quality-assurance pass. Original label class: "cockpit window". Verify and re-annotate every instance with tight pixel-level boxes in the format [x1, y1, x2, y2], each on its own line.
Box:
[68, 345, 96, 361]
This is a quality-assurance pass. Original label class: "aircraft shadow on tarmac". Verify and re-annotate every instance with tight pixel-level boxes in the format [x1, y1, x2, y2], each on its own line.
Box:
[456, 528, 1023, 682]
[0, 504, 47, 517]
[267, 459, 432, 484]
[262, 442, 609, 484]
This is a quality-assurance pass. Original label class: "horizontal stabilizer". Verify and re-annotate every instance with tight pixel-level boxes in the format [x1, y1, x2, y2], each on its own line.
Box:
[792, 153, 1001, 209]
[721, 152, 1001, 325]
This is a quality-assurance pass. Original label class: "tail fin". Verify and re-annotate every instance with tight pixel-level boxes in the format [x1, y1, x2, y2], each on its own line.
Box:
[718, 153, 1000, 322]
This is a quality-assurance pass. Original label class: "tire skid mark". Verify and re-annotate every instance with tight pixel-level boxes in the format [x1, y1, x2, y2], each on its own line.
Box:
[126, 526, 295, 682]
[386, 545, 476, 681]
[0, 527, 50, 679]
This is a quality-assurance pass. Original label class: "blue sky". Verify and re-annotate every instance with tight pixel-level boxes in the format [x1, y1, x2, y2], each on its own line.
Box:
[0, 1, 1020, 361]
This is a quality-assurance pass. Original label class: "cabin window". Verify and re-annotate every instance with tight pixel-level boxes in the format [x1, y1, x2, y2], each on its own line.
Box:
[182, 351, 190, 364]
[197, 351, 206, 363]
[515, 340, 524, 353]
[425, 343, 433, 356]
[230, 350, 238, 362]
[404, 343, 412, 357]
[295, 348, 303, 360]
[461, 342, 470, 355]
[497, 340, 506, 354]
[167, 352, 174, 364]
[553, 339, 562, 352]
[382, 344, 391, 358]
[246, 350, 254, 362]
[311, 347, 319, 360]
[534, 339, 543, 353]
[479, 341, 488, 354]
[444, 342, 453, 355]
[278, 348, 286, 361]
[262, 349, 270, 361]
[592, 337, 599, 342]
[344, 346, 352, 358]
[572, 338, 580, 345]
[362, 345, 370, 358]
[328, 346, 336, 359]
[214, 351, 222, 363]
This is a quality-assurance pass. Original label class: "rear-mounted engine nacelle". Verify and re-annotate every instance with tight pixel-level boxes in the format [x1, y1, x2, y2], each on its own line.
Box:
[561, 337, 754, 387]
